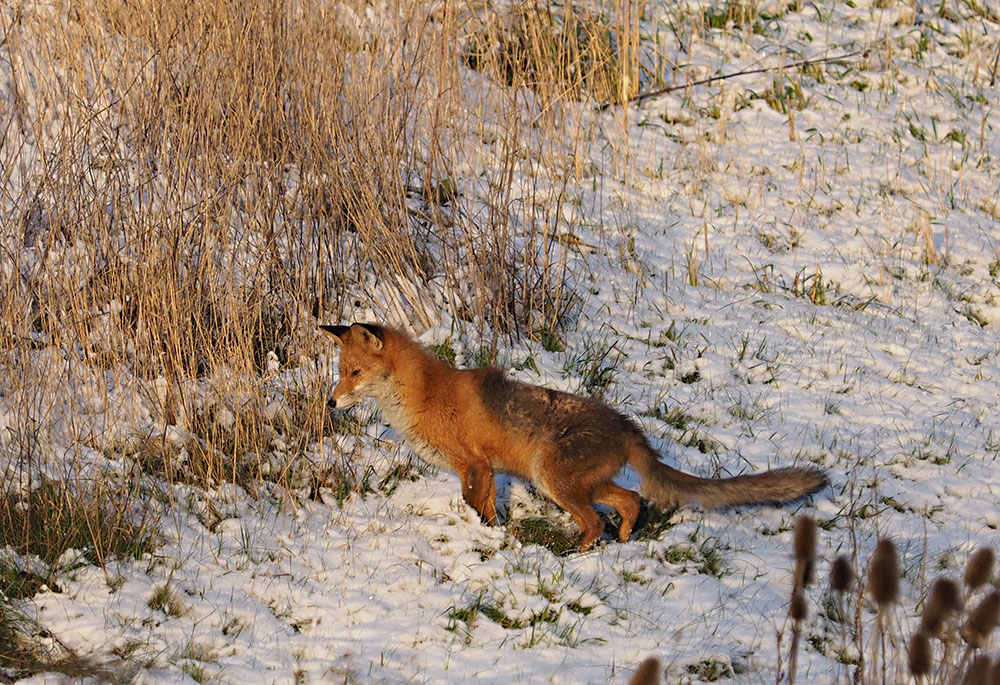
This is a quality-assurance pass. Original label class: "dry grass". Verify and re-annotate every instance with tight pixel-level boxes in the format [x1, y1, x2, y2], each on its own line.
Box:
[463, 0, 633, 106]
[0, 0, 632, 599]
[0, 0, 625, 367]
[0, 0, 635, 671]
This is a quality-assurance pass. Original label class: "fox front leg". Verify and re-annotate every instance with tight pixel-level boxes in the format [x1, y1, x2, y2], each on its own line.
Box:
[457, 460, 498, 525]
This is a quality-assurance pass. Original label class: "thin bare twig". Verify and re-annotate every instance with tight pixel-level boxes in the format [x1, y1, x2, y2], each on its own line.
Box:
[991, 38, 1000, 86]
[598, 49, 866, 111]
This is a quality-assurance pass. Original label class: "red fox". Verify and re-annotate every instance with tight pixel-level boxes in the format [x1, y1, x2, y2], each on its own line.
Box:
[321, 322, 826, 551]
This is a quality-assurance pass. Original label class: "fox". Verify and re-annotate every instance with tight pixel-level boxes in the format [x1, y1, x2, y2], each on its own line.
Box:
[321, 322, 827, 551]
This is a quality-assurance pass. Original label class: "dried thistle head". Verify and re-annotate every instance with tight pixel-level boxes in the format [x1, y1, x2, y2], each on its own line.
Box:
[793, 516, 817, 563]
[961, 590, 1000, 649]
[829, 556, 855, 594]
[907, 629, 932, 678]
[868, 539, 900, 608]
[920, 577, 962, 637]
[964, 548, 996, 592]
[789, 590, 808, 622]
[793, 516, 817, 588]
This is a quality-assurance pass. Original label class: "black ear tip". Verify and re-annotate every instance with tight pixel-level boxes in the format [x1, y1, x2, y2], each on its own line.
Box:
[319, 324, 350, 338]
[356, 322, 385, 341]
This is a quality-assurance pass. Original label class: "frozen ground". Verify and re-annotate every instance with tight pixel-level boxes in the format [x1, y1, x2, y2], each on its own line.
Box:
[4, 0, 1000, 682]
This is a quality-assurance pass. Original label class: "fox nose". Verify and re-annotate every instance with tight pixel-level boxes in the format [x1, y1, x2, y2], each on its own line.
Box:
[327, 397, 338, 410]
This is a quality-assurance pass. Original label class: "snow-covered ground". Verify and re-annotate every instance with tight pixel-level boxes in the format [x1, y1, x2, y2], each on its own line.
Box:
[4, 0, 1000, 682]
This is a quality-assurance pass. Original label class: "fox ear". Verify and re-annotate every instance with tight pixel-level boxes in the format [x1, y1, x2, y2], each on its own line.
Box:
[319, 325, 351, 345]
[353, 323, 385, 351]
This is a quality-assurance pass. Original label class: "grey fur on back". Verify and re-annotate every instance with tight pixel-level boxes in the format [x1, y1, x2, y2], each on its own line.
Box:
[480, 370, 641, 459]
[480, 369, 827, 509]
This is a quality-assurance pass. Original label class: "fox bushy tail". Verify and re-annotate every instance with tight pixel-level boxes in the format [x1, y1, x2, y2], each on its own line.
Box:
[628, 439, 827, 511]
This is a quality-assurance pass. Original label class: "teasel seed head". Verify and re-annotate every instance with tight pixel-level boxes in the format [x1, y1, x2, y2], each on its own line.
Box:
[868, 539, 900, 608]
[965, 548, 995, 592]
[829, 555, 855, 594]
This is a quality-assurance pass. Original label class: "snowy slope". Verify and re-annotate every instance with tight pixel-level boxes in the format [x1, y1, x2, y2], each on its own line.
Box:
[4, 0, 1000, 683]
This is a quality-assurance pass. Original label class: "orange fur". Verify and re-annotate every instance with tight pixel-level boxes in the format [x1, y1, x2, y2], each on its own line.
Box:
[322, 323, 827, 551]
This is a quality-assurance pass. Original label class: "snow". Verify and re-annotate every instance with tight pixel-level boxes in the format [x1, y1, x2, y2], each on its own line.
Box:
[3, 0, 1000, 683]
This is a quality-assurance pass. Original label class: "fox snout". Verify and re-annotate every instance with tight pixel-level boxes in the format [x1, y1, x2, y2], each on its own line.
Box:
[328, 393, 357, 410]
[328, 392, 350, 410]
[329, 382, 364, 410]
[328, 391, 361, 410]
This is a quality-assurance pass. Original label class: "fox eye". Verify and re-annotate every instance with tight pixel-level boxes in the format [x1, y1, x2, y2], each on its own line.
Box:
[351, 369, 360, 376]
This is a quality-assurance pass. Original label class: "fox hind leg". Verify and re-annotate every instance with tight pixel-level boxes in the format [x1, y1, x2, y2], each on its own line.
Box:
[544, 483, 604, 551]
[540, 448, 627, 551]
[593, 482, 640, 542]
[563, 499, 604, 552]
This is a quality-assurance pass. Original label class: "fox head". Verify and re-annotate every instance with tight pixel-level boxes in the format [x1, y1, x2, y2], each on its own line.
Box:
[320, 323, 390, 409]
